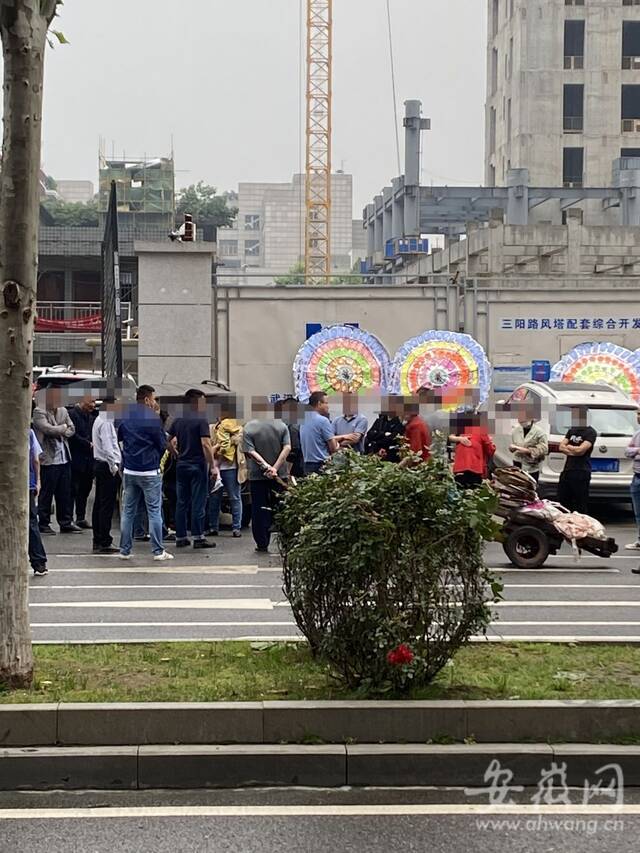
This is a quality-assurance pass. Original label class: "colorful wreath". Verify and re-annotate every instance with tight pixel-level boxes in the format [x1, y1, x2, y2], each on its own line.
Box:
[551, 342, 640, 401]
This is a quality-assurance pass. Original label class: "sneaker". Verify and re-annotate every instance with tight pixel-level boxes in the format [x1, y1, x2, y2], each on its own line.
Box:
[118, 552, 132, 560]
[232, 530, 242, 539]
[33, 565, 48, 576]
[176, 538, 191, 548]
[632, 567, 640, 576]
[193, 539, 216, 550]
[164, 532, 176, 542]
[60, 523, 82, 534]
[97, 546, 120, 554]
[76, 520, 92, 530]
[39, 525, 56, 536]
[134, 534, 151, 542]
[205, 530, 219, 537]
[255, 546, 269, 554]
[625, 541, 640, 551]
[154, 550, 175, 562]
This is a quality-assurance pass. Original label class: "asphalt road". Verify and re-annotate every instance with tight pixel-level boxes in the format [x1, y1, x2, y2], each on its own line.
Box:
[1, 789, 638, 853]
[29, 505, 640, 645]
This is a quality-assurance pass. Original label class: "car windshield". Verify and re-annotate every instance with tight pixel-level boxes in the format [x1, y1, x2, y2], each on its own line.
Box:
[552, 406, 638, 437]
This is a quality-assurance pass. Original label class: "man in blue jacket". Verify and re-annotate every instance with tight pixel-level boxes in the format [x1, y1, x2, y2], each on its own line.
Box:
[117, 384, 173, 562]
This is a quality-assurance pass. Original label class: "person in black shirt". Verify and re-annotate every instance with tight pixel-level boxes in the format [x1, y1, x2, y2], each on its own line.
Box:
[558, 409, 597, 514]
[168, 389, 217, 550]
[68, 394, 97, 528]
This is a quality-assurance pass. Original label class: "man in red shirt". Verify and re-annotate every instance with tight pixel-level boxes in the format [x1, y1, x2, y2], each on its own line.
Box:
[404, 399, 431, 462]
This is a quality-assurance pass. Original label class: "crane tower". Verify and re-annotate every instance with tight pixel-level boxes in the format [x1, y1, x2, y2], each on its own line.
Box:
[305, 0, 332, 284]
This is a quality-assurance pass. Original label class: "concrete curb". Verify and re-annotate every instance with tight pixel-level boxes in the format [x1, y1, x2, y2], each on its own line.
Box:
[2, 744, 639, 791]
[2, 700, 640, 747]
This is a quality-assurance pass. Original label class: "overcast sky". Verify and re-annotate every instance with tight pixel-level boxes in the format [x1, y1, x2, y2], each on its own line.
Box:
[38, 0, 486, 214]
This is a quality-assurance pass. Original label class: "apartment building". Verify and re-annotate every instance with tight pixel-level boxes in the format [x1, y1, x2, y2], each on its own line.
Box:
[486, 0, 640, 191]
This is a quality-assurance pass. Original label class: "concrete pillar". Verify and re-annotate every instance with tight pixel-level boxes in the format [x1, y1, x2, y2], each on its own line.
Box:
[487, 210, 505, 275]
[506, 168, 530, 226]
[403, 100, 430, 238]
[391, 178, 403, 240]
[135, 241, 214, 384]
[565, 208, 584, 274]
[63, 268, 73, 320]
[365, 203, 375, 260]
[382, 187, 393, 248]
[373, 196, 384, 254]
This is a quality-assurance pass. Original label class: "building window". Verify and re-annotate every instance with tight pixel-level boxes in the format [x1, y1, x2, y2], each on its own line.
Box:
[564, 0, 584, 6]
[492, 0, 498, 37]
[563, 147, 584, 187]
[507, 98, 512, 138]
[563, 84, 584, 132]
[491, 48, 498, 94]
[622, 21, 640, 69]
[244, 214, 261, 231]
[489, 164, 496, 186]
[564, 20, 585, 69]
[622, 84, 640, 130]
[508, 37, 514, 77]
[218, 240, 239, 257]
[623, 0, 640, 7]
[244, 239, 260, 258]
[622, 147, 640, 157]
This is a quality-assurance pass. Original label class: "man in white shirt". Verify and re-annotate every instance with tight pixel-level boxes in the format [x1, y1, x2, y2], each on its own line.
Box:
[92, 398, 122, 554]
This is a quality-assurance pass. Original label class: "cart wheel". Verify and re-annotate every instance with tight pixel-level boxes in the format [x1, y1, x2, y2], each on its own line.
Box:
[503, 526, 550, 569]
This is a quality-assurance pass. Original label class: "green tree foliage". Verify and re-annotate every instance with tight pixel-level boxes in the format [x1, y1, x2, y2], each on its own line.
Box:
[274, 261, 305, 286]
[278, 451, 502, 693]
[43, 198, 99, 227]
[176, 182, 237, 228]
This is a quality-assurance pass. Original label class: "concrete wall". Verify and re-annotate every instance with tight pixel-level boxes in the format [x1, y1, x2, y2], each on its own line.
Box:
[136, 242, 213, 384]
[213, 277, 640, 397]
[214, 283, 457, 396]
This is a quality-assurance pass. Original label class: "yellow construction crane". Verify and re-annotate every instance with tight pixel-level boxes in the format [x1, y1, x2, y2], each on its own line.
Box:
[305, 0, 332, 284]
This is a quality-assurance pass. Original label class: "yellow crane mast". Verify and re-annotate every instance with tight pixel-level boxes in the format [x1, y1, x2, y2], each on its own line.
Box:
[305, 0, 332, 284]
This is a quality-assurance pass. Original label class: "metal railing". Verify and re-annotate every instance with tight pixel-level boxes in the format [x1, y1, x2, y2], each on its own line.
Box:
[37, 301, 132, 322]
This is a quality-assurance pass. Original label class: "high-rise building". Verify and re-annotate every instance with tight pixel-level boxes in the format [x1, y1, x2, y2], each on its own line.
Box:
[216, 173, 355, 279]
[485, 0, 640, 190]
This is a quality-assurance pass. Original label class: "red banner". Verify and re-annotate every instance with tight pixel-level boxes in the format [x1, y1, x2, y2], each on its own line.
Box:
[35, 313, 103, 333]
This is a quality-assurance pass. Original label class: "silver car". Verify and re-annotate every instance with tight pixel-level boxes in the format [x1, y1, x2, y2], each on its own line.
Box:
[494, 381, 640, 502]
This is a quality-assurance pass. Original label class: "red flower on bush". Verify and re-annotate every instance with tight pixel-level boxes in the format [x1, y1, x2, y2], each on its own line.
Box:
[386, 644, 414, 666]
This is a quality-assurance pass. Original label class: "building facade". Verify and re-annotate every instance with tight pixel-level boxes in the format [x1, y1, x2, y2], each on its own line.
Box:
[217, 173, 356, 278]
[486, 0, 640, 190]
[55, 180, 95, 203]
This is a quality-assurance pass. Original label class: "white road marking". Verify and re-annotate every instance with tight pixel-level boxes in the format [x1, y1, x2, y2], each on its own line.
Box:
[30, 621, 295, 628]
[489, 567, 620, 574]
[495, 600, 640, 607]
[489, 620, 640, 626]
[29, 599, 274, 610]
[31, 636, 303, 645]
[501, 583, 639, 589]
[0, 804, 636, 819]
[28, 584, 280, 591]
[44, 565, 269, 574]
[478, 634, 640, 642]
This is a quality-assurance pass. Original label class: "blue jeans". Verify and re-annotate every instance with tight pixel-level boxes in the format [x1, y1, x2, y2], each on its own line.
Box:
[176, 461, 209, 541]
[631, 474, 640, 538]
[208, 468, 242, 531]
[120, 474, 164, 556]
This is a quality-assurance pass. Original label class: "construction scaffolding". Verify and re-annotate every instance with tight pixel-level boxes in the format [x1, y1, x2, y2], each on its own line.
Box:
[98, 153, 175, 226]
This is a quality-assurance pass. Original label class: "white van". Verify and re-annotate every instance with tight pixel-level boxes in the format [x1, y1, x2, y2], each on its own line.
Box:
[494, 381, 639, 501]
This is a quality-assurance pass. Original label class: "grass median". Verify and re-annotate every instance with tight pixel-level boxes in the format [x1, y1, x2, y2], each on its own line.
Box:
[2, 642, 640, 704]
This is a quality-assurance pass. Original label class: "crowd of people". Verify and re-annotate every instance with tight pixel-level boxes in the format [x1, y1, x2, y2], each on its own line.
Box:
[28, 381, 640, 574]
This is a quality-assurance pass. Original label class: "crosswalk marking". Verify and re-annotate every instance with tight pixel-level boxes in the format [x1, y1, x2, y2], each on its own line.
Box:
[29, 598, 275, 610]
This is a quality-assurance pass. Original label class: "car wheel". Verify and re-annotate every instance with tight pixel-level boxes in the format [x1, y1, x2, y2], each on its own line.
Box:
[503, 525, 550, 569]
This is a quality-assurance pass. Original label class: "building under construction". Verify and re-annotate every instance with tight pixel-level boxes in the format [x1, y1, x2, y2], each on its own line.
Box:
[98, 154, 175, 227]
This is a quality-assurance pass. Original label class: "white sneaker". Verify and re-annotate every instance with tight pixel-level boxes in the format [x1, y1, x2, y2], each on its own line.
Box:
[153, 550, 175, 562]
[625, 541, 640, 551]
[119, 553, 132, 560]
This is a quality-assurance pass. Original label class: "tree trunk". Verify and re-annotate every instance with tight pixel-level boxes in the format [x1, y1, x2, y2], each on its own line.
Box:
[0, 0, 57, 688]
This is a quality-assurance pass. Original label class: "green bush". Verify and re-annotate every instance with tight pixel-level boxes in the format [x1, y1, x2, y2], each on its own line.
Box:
[277, 451, 502, 693]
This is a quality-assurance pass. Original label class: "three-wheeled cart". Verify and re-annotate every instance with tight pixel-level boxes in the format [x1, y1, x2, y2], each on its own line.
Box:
[498, 509, 618, 569]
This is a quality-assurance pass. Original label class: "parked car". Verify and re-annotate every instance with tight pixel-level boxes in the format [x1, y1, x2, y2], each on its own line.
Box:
[494, 381, 639, 502]
[34, 366, 137, 404]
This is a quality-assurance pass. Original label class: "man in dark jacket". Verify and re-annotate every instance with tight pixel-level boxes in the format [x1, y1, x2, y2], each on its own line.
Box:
[68, 394, 97, 528]
[117, 384, 173, 562]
